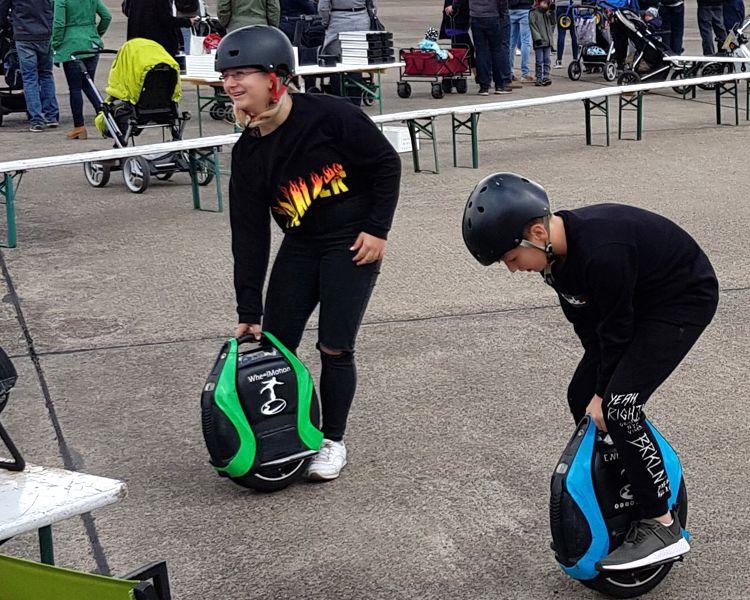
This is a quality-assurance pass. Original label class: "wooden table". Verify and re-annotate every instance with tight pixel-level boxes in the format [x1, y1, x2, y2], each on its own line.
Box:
[0, 464, 126, 564]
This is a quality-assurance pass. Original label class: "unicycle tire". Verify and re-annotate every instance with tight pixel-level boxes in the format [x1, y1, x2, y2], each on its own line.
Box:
[228, 389, 321, 493]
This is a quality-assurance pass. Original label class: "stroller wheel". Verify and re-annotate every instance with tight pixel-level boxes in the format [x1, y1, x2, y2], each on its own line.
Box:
[454, 78, 468, 94]
[431, 83, 444, 99]
[559, 15, 572, 29]
[209, 102, 228, 121]
[604, 62, 617, 82]
[442, 78, 454, 94]
[568, 61, 582, 81]
[669, 69, 693, 95]
[617, 70, 640, 86]
[83, 162, 111, 188]
[396, 82, 412, 98]
[698, 62, 726, 90]
[195, 160, 215, 187]
[362, 95, 375, 107]
[122, 156, 151, 194]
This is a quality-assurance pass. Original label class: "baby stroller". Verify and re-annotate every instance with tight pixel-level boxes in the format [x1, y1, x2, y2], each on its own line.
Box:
[0, 13, 27, 126]
[696, 15, 750, 90]
[565, 2, 617, 81]
[83, 39, 213, 194]
[397, 45, 471, 99]
[612, 8, 687, 90]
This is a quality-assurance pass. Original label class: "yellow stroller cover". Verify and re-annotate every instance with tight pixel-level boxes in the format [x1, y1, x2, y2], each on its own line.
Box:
[95, 38, 182, 136]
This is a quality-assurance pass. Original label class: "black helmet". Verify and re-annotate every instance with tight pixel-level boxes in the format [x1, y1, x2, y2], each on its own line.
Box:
[462, 173, 551, 266]
[215, 25, 296, 76]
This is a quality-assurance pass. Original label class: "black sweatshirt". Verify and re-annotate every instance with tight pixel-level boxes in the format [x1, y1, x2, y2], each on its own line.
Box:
[550, 204, 718, 397]
[229, 93, 401, 324]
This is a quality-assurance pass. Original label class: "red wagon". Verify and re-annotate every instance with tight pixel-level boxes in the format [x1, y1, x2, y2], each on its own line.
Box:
[396, 45, 471, 99]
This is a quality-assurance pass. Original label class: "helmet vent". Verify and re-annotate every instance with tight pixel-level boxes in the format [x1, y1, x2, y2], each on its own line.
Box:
[479, 186, 487, 194]
[468, 201, 472, 208]
[477, 206, 485, 213]
[467, 218, 472, 229]
[229, 50, 239, 56]
[521, 177, 529, 183]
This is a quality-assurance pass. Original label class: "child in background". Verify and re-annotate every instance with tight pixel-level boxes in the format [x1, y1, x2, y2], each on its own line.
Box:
[418, 26, 453, 60]
[529, 0, 556, 86]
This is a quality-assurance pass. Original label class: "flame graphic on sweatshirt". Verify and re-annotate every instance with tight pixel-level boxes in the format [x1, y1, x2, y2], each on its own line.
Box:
[273, 163, 348, 228]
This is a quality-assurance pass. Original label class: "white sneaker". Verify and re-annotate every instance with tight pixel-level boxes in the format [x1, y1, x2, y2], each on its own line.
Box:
[306, 439, 347, 481]
[553, 60, 563, 69]
[515, 48, 521, 56]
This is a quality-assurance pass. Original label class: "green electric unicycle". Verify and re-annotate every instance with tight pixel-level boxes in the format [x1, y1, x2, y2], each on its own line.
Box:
[201, 332, 323, 492]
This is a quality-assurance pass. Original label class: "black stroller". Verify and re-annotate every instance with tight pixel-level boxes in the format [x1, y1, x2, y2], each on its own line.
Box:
[613, 8, 688, 91]
[0, 13, 27, 126]
[566, 2, 617, 82]
[82, 39, 214, 194]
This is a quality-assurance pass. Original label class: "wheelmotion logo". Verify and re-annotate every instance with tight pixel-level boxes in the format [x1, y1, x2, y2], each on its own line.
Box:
[246, 366, 291, 383]
[259, 377, 287, 416]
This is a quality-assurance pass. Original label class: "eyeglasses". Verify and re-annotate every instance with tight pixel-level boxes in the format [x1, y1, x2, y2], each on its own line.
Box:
[220, 69, 265, 82]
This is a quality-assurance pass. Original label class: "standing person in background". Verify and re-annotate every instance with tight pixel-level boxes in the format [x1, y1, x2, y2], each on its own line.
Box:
[611, 0, 640, 69]
[218, 0, 280, 32]
[659, 0, 685, 54]
[529, 0, 554, 85]
[450, 0, 513, 95]
[509, 0, 534, 82]
[318, 0, 370, 60]
[0, 0, 59, 132]
[280, 0, 318, 43]
[722, 0, 745, 31]
[124, 0, 198, 58]
[440, 0, 475, 71]
[51, 0, 111, 141]
[554, 0, 578, 68]
[697, 0, 727, 55]
[177, 0, 205, 55]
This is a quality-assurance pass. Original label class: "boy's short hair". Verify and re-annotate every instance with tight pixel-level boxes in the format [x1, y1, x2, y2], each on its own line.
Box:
[523, 217, 544, 239]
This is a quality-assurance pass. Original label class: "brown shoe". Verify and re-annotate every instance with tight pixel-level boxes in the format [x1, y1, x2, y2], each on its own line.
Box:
[66, 126, 88, 140]
[521, 75, 535, 82]
[507, 82, 523, 89]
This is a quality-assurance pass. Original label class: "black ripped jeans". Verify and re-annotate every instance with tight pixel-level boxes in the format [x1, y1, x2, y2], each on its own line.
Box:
[262, 232, 380, 442]
[568, 320, 710, 518]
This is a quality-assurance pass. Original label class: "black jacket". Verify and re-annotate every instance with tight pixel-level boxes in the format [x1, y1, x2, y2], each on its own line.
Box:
[124, 0, 192, 57]
[0, 0, 53, 42]
[509, 0, 534, 10]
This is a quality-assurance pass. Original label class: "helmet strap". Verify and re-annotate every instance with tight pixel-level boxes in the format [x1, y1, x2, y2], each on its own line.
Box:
[518, 214, 556, 284]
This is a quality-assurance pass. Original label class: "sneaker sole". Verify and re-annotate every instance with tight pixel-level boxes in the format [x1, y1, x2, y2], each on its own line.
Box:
[306, 460, 347, 481]
[598, 537, 690, 571]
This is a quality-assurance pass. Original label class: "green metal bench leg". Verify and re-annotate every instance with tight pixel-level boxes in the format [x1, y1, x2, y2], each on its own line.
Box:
[583, 97, 610, 147]
[188, 148, 224, 212]
[407, 117, 439, 174]
[1, 171, 21, 248]
[618, 92, 644, 141]
[451, 113, 480, 169]
[716, 81, 740, 126]
[38, 525, 54, 565]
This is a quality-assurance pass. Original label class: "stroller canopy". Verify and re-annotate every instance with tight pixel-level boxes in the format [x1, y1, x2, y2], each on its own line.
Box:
[105, 38, 182, 105]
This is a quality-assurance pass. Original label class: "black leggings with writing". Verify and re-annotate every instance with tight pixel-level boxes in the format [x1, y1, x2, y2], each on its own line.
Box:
[568, 320, 708, 518]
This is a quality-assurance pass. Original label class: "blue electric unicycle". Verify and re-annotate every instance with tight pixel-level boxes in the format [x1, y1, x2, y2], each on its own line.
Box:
[550, 416, 689, 598]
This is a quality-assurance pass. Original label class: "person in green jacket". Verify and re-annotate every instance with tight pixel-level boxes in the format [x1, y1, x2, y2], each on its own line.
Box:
[218, 0, 281, 32]
[528, 0, 555, 86]
[51, 0, 111, 139]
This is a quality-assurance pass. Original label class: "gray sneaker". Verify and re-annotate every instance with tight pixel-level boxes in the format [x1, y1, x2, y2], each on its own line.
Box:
[597, 513, 689, 571]
[29, 123, 46, 132]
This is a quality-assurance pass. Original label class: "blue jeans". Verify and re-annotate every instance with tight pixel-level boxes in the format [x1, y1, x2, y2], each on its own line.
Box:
[62, 56, 101, 128]
[471, 16, 504, 88]
[556, 5, 579, 61]
[698, 4, 727, 55]
[723, 0, 745, 31]
[535, 46, 551, 81]
[500, 11, 512, 86]
[660, 4, 685, 54]
[15, 40, 59, 125]
[509, 10, 532, 76]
